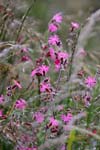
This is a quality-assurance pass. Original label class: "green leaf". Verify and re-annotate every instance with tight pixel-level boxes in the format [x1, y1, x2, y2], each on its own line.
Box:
[67, 130, 76, 150]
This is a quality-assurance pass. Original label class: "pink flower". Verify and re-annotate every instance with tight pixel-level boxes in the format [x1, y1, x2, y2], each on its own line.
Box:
[15, 98, 27, 110]
[48, 34, 61, 46]
[77, 48, 87, 56]
[48, 23, 58, 32]
[54, 51, 69, 71]
[33, 112, 44, 123]
[57, 51, 69, 61]
[48, 47, 55, 60]
[52, 12, 63, 23]
[21, 56, 30, 62]
[54, 59, 61, 71]
[83, 93, 91, 107]
[21, 47, 28, 53]
[31, 69, 37, 77]
[57, 105, 64, 111]
[40, 78, 52, 93]
[49, 117, 59, 127]
[0, 95, 4, 104]
[39, 65, 49, 75]
[61, 113, 73, 123]
[0, 109, 3, 117]
[85, 76, 96, 88]
[13, 80, 22, 89]
[71, 22, 80, 29]
[31, 65, 49, 77]
[61, 145, 66, 150]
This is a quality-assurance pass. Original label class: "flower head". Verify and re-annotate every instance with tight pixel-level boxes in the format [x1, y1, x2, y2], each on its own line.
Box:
[49, 117, 59, 127]
[31, 65, 49, 77]
[71, 22, 80, 29]
[83, 92, 91, 107]
[15, 98, 27, 110]
[85, 76, 96, 88]
[77, 48, 87, 56]
[40, 82, 51, 92]
[0, 95, 4, 104]
[57, 105, 64, 111]
[33, 112, 44, 123]
[31, 69, 37, 77]
[61, 145, 66, 150]
[57, 51, 69, 62]
[48, 47, 55, 60]
[13, 80, 22, 89]
[40, 78, 52, 93]
[52, 12, 63, 23]
[48, 34, 61, 46]
[21, 56, 30, 62]
[54, 59, 61, 71]
[61, 113, 73, 123]
[48, 23, 58, 32]
[38, 65, 49, 76]
[21, 47, 28, 53]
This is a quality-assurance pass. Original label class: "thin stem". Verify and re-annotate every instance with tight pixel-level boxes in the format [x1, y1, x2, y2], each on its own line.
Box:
[56, 66, 63, 91]
[36, 76, 41, 106]
[67, 31, 80, 81]
[15, 0, 36, 42]
[67, 44, 76, 81]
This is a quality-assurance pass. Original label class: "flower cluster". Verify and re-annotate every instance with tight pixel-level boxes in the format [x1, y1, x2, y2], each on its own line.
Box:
[0, 10, 99, 150]
[48, 12, 63, 33]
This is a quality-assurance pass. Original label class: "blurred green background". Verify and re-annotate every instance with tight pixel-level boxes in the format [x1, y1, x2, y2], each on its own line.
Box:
[27, 0, 100, 31]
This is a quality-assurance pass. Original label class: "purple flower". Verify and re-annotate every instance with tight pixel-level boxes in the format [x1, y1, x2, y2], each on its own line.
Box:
[52, 12, 63, 23]
[54, 59, 61, 71]
[21, 47, 28, 53]
[61, 145, 66, 150]
[13, 80, 22, 89]
[31, 69, 36, 77]
[57, 105, 64, 111]
[57, 51, 69, 61]
[85, 76, 96, 88]
[15, 98, 27, 110]
[48, 34, 61, 46]
[40, 78, 52, 93]
[40, 83, 50, 92]
[71, 22, 80, 29]
[49, 117, 59, 127]
[38, 65, 49, 75]
[49, 47, 56, 60]
[0, 95, 4, 104]
[61, 113, 73, 123]
[48, 23, 58, 32]
[31, 65, 49, 77]
[21, 56, 30, 62]
[33, 112, 44, 123]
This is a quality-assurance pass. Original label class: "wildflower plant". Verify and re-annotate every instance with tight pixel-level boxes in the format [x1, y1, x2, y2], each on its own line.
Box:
[0, 2, 100, 150]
